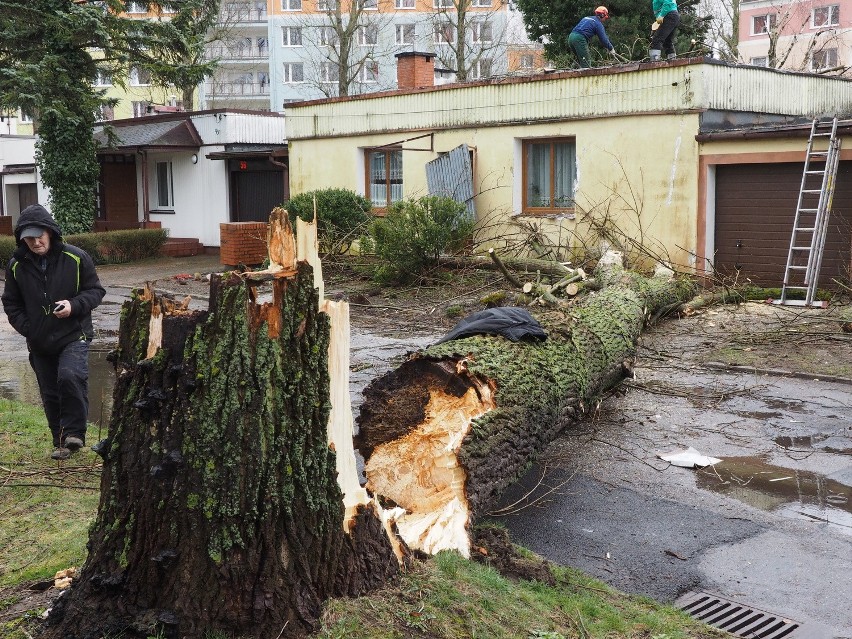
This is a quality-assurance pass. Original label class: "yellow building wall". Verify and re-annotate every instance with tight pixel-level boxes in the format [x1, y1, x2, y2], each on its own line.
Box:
[289, 111, 701, 271]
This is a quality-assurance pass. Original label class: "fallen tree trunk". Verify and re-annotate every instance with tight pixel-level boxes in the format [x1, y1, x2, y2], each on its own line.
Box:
[44, 211, 399, 639]
[356, 265, 696, 557]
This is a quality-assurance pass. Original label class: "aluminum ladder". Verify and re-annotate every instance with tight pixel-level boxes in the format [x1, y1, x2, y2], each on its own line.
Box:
[776, 117, 841, 306]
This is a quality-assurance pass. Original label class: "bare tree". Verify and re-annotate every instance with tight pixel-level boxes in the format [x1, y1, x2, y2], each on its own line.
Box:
[428, 0, 508, 82]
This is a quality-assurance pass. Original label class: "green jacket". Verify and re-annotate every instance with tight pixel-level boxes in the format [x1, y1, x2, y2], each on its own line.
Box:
[653, 0, 678, 19]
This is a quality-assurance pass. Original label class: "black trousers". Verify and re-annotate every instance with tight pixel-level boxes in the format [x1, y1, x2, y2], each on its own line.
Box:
[651, 10, 680, 56]
[30, 339, 90, 447]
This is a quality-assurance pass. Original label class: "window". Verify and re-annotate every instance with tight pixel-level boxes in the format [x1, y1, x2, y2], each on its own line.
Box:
[813, 4, 839, 27]
[319, 26, 338, 46]
[523, 138, 576, 213]
[19, 109, 33, 123]
[396, 23, 415, 45]
[282, 0, 301, 10]
[360, 0, 377, 8]
[130, 66, 152, 86]
[283, 62, 304, 83]
[366, 149, 403, 208]
[358, 25, 378, 46]
[126, 1, 146, 13]
[395, 0, 414, 7]
[357, 61, 379, 83]
[471, 0, 490, 5]
[94, 69, 112, 86]
[812, 47, 838, 70]
[155, 161, 174, 209]
[433, 0, 453, 7]
[132, 101, 150, 117]
[472, 21, 492, 43]
[317, 0, 338, 10]
[98, 104, 114, 121]
[749, 56, 769, 66]
[519, 54, 534, 69]
[752, 13, 777, 35]
[471, 58, 492, 78]
[282, 26, 302, 46]
[434, 21, 455, 44]
[321, 62, 339, 83]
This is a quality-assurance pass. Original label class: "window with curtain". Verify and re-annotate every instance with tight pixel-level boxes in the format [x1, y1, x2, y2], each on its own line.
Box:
[156, 161, 174, 208]
[366, 149, 403, 209]
[522, 138, 576, 213]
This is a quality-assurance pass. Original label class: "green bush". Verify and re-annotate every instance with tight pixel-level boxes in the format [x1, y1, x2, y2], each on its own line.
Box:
[283, 188, 371, 255]
[0, 229, 168, 267]
[366, 195, 475, 284]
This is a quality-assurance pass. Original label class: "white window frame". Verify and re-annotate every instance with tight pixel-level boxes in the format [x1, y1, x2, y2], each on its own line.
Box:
[471, 0, 490, 5]
[126, 1, 147, 13]
[395, 0, 415, 8]
[155, 161, 175, 209]
[282, 0, 301, 10]
[472, 21, 492, 43]
[812, 4, 839, 27]
[358, 25, 378, 46]
[317, 0, 338, 10]
[283, 62, 304, 83]
[752, 13, 777, 35]
[519, 53, 534, 69]
[433, 0, 454, 7]
[132, 101, 150, 118]
[434, 21, 455, 44]
[282, 26, 302, 46]
[396, 23, 415, 45]
[811, 47, 838, 70]
[471, 57, 492, 79]
[94, 69, 113, 86]
[321, 62, 339, 84]
[360, 0, 377, 9]
[749, 56, 769, 66]
[357, 61, 379, 83]
[319, 26, 338, 46]
[19, 109, 33, 123]
[130, 66, 152, 86]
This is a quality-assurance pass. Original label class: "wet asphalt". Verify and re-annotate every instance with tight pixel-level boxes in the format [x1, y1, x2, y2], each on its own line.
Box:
[2, 256, 851, 637]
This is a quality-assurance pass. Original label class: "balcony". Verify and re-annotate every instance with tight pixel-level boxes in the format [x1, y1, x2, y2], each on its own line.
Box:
[205, 45, 269, 61]
[204, 81, 270, 97]
[219, 7, 267, 23]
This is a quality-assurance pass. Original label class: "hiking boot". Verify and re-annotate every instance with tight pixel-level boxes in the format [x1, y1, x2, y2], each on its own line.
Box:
[51, 447, 71, 460]
[64, 436, 85, 452]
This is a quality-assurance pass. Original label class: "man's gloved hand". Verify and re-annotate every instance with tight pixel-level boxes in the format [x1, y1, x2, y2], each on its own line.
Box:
[655, 16, 664, 23]
[651, 21, 660, 31]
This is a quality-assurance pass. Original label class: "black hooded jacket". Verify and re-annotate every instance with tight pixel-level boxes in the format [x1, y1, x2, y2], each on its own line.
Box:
[2, 204, 105, 355]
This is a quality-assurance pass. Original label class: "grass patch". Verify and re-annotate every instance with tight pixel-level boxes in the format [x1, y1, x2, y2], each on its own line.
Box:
[315, 552, 726, 639]
[0, 399, 100, 588]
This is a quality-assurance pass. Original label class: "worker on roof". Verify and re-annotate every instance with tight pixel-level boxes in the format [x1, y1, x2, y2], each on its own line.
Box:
[568, 6, 616, 69]
[649, 0, 680, 60]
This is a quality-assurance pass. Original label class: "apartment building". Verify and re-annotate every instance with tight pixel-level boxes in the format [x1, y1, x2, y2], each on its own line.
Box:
[739, 0, 852, 74]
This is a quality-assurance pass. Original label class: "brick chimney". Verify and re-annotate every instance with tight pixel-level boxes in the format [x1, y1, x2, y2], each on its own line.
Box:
[396, 51, 436, 90]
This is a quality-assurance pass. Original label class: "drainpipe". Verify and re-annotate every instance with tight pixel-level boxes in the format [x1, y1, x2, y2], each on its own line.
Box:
[140, 149, 150, 225]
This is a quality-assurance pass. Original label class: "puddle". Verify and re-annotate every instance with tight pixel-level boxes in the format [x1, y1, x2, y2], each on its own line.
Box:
[696, 456, 852, 536]
[0, 350, 115, 430]
[775, 432, 852, 455]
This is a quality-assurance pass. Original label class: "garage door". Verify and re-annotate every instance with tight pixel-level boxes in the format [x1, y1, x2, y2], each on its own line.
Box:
[715, 162, 852, 288]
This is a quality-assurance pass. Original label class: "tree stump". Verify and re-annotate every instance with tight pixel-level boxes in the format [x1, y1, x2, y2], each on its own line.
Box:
[43, 212, 398, 639]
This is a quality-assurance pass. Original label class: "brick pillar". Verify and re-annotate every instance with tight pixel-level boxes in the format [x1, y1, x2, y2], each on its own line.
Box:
[395, 51, 436, 90]
[219, 222, 268, 267]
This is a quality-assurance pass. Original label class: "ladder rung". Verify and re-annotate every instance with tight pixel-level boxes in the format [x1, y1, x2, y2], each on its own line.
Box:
[806, 170, 826, 174]
[802, 189, 822, 194]
[809, 151, 829, 157]
[788, 265, 808, 270]
[792, 246, 812, 250]
[783, 285, 809, 290]
[795, 227, 816, 232]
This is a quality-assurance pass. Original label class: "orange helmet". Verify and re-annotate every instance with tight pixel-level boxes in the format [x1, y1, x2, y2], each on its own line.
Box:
[595, 6, 609, 18]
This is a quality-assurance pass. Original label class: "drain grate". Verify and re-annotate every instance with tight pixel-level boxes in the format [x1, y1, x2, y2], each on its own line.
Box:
[675, 591, 801, 638]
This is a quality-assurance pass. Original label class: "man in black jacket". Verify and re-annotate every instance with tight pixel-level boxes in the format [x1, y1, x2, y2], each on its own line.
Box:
[2, 204, 105, 460]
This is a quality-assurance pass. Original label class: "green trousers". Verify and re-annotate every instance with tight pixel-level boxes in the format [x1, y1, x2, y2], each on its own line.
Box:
[568, 32, 591, 68]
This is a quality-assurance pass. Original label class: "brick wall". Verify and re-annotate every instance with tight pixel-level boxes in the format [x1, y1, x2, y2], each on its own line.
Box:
[219, 222, 268, 266]
[396, 52, 435, 90]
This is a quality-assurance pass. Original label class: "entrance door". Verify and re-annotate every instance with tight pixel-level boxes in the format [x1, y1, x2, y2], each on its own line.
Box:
[230, 158, 286, 222]
[99, 160, 139, 230]
[18, 183, 38, 210]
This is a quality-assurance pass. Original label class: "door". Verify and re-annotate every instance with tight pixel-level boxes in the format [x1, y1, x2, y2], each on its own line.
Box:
[714, 162, 852, 287]
[99, 159, 139, 230]
[18, 183, 38, 210]
[229, 158, 286, 222]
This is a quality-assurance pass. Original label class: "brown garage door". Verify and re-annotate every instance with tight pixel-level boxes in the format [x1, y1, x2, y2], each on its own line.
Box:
[715, 162, 852, 288]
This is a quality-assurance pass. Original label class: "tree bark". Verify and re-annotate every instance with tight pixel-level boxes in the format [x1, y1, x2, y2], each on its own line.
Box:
[356, 266, 696, 558]
[43, 213, 398, 639]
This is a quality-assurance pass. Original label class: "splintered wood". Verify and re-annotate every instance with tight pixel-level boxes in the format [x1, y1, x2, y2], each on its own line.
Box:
[365, 382, 495, 558]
